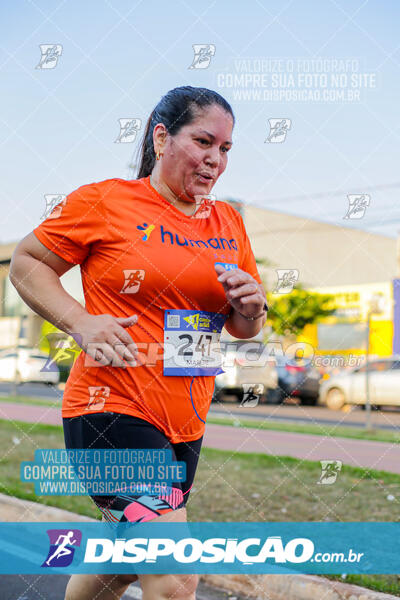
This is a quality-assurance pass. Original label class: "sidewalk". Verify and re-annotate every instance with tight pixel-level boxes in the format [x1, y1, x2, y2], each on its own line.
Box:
[1, 401, 399, 473]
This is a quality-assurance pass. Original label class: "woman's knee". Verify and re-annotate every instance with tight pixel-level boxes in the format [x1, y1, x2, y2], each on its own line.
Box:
[179, 573, 199, 597]
[141, 573, 199, 599]
[113, 573, 138, 585]
[170, 573, 199, 598]
[115, 573, 139, 585]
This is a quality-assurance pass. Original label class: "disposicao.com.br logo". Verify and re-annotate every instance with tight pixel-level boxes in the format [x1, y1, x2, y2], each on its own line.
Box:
[83, 535, 359, 565]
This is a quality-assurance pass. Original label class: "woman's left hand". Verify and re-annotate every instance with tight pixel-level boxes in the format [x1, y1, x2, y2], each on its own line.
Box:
[215, 264, 266, 318]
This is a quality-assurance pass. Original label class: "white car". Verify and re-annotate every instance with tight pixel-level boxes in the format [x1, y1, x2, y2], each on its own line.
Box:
[319, 356, 400, 410]
[213, 341, 279, 403]
[0, 347, 59, 385]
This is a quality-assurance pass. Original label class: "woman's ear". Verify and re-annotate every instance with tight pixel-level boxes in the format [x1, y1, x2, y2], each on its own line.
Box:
[153, 123, 167, 152]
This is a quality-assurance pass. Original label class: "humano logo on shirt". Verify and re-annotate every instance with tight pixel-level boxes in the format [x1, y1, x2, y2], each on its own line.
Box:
[136, 223, 238, 250]
[160, 225, 238, 251]
[136, 223, 238, 251]
[137, 223, 155, 241]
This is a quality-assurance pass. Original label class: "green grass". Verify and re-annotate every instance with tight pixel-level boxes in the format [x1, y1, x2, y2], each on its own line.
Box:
[325, 574, 400, 596]
[1, 419, 400, 595]
[1, 418, 400, 522]
[0, 419, 97, 518]
[207, 415, 400, 444]
[0, 394, 62, 407]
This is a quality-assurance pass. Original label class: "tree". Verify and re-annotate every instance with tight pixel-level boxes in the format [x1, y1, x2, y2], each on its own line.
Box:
[266, 284, 337, 336]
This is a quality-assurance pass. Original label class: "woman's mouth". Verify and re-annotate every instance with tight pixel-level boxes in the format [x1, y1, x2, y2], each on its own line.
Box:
[196, 173, 213, 184]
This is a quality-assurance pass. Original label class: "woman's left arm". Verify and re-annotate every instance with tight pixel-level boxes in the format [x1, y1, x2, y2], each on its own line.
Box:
[215, 264, 268, 339]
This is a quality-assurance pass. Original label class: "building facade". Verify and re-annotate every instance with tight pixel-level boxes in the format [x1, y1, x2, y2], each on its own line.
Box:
[0, 199, 398, 358]
[241, 202, 398, 358]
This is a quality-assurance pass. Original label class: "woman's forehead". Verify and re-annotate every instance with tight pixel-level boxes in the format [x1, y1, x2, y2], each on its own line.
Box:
[192, 103, 233, 122]
[186, 107, 233, 137]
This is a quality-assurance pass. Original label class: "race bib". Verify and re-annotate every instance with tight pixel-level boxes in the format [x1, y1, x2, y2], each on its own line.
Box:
[163, 309, 227, 376]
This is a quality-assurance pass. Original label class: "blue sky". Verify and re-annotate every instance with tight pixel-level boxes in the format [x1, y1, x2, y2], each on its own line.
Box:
[1, 0, 399, 243]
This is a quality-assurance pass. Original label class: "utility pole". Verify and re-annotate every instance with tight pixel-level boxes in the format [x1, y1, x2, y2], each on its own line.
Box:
[365, 310, 372, 431]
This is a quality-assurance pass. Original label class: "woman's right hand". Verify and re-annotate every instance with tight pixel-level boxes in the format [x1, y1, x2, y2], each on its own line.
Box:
[70, 313, 139, 368]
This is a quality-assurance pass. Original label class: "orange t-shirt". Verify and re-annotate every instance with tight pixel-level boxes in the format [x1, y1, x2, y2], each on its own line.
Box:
[33, 176, 262, 443]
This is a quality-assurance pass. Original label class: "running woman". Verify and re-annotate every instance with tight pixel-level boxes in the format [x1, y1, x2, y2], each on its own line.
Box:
[10, 86, 268, 600]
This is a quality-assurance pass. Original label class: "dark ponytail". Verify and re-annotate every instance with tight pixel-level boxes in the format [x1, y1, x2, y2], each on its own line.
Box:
[135, 86, 235, 179]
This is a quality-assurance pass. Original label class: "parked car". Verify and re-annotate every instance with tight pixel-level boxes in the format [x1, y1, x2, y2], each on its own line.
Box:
[213, 341, 279, 403]
[0, 347, 59, 385]
[319, 356, 400, 410]
[274, 354, 321, 406]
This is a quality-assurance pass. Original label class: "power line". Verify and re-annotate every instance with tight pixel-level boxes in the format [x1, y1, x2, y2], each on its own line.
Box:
[263, 182, 400, 206]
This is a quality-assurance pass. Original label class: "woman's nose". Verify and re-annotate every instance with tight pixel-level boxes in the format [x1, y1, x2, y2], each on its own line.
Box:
[205, 147, 219, 167]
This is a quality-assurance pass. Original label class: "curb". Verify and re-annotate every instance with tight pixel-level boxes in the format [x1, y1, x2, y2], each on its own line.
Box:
[0, 494, 397, 600]
[0, 492, 95, 523]
[203, 574, 399, 600]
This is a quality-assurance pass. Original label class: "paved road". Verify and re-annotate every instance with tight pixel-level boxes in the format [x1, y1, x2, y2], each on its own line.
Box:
[209, 401, 400, 431]
[0, 574, 237, 600]
[3, 382, 400, 431]
[1, 400, 399, 473]
[0, 383, 60, 399]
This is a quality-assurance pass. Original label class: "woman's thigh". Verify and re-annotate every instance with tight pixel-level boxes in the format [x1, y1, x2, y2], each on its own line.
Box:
[172, 436, 203, 504]
[63, 412, 202, 523]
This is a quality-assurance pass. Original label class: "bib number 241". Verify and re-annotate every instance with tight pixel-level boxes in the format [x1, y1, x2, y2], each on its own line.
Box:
[163, 309, 227, 376]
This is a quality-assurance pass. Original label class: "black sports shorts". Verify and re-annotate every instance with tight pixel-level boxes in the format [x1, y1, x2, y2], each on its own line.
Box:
[63, 412, 203, 524]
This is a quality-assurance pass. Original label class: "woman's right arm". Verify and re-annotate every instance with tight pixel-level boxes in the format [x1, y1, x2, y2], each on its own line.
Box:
[9, 233, 139, 366]
[9, 232, 88, 332]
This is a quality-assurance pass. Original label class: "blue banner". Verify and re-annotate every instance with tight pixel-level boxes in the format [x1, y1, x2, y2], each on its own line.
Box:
[0, 522, 397, 574]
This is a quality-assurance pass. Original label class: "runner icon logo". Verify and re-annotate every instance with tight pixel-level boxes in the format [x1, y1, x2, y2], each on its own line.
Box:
[114, 118, 142, 144]
[120, 269, 146, 294]
[240, 383, 264, 407]
[86, 386, 110, 411]
[188, 44, 216, 69]
[42, 529, 82, 568]
[265, 119, 291, 143]
[343, 194, 370, 219]
[42, 194, 67, 220]
[274, 269, 299, 294]
[41, 333, 82, 372]
[317, 460, 342, 485]
[192, 194, 216, 219]
[36, 44, 63, 69]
